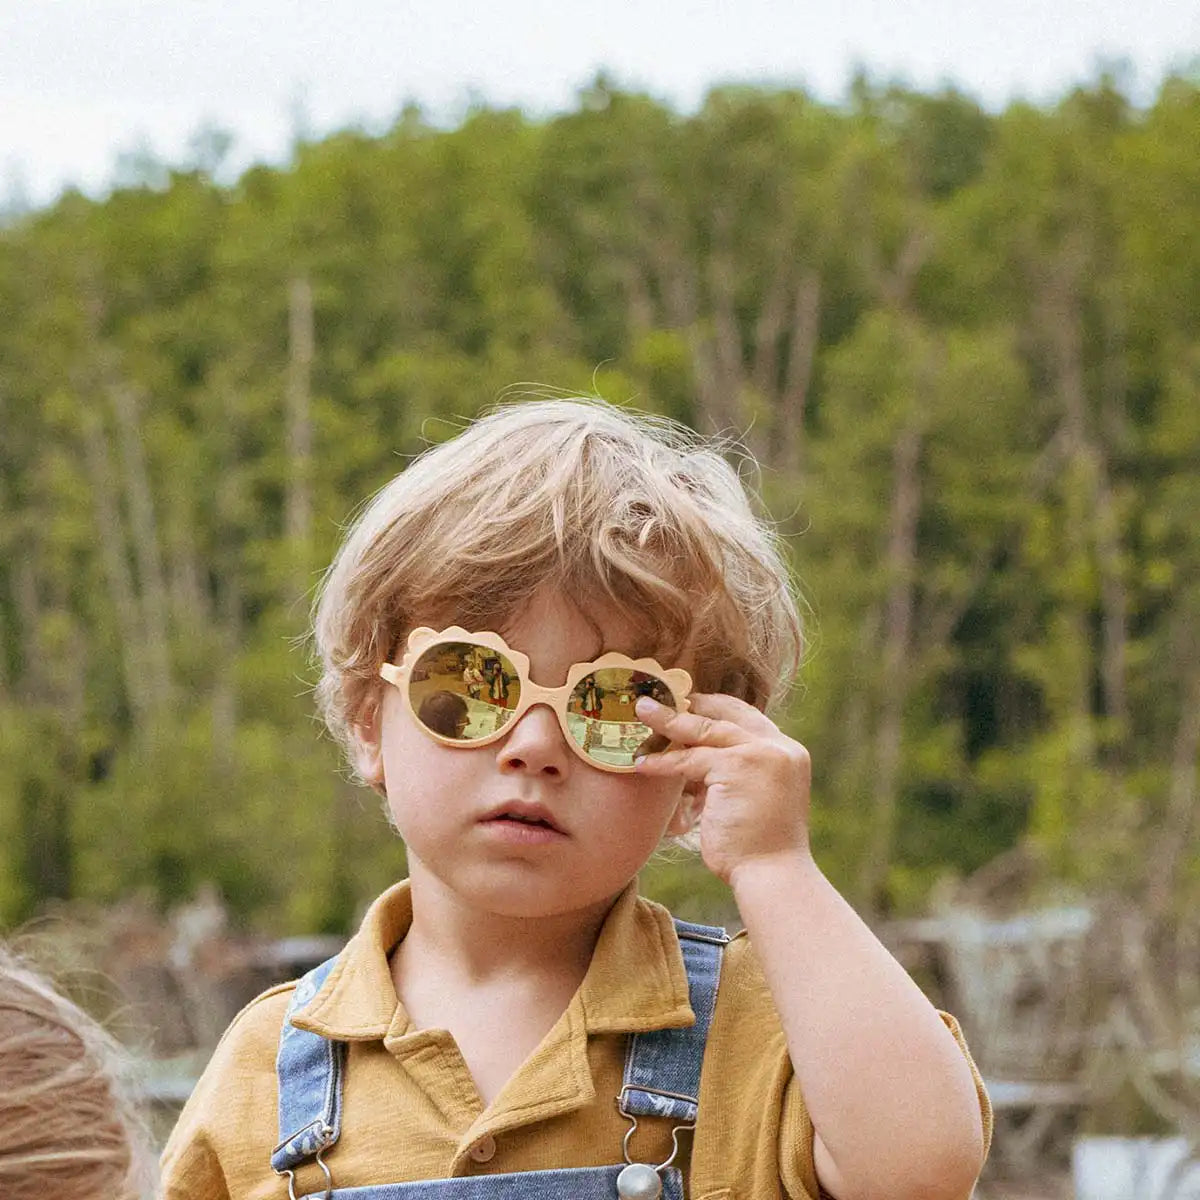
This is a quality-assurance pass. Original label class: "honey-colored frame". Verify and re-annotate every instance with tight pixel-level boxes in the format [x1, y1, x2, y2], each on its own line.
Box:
[379, 626, 692, 772]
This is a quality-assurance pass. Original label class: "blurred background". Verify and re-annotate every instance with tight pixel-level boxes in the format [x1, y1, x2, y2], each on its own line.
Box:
[2, 3, 1198, 1196]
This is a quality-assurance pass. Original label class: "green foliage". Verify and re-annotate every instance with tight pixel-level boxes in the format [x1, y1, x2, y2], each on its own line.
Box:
[1, 75, 1197, 931]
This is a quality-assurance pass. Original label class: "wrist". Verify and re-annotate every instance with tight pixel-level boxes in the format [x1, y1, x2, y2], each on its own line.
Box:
[727, 846, 823, 901]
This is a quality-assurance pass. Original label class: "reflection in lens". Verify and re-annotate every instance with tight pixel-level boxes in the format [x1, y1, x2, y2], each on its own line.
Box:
[410, 642, 520, 741]
[566, 668, 675, 768]
[417, 690, 470, 739]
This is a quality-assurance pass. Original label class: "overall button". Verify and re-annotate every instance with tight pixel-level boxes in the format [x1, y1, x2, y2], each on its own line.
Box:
[469, 1135, 496, 1163]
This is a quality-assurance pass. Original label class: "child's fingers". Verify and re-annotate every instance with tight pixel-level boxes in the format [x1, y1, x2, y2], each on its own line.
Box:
[687, 691, 780, 736]
[635, 696, 747, 748]
[634, 743, 720, 782]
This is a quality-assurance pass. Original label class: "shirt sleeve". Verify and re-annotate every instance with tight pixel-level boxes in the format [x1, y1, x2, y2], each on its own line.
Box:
[694, 934, 993, 1200]
[161, 1125, 231, 1200]
[937, 1008, 994, 1158]
[160, 985, 295, 1200]
[692, 934, 821, 1199]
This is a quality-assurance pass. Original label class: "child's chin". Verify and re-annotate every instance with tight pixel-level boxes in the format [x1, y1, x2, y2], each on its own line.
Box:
[456, 876, 624, 922]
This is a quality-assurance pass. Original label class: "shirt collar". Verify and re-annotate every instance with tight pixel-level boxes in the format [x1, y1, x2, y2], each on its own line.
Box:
[292, 879, 695, 1041]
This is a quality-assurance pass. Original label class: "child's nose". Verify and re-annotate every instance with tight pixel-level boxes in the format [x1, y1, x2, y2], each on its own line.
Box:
[496, 703, 571, 777]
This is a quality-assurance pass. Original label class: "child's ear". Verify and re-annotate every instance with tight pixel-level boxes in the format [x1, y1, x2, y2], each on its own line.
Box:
[351, 699, 386, 793]
[666, 783, 704, 837]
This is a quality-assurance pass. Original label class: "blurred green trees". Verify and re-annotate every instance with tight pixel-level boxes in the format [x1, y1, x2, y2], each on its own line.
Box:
[1, 74, 1197, 931]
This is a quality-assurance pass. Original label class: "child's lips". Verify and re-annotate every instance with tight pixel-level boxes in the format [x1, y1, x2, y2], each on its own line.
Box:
[478, 802, 567, 838]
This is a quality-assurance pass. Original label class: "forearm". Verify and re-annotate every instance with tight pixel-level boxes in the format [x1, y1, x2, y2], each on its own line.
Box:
[730, 851, 985, 1200]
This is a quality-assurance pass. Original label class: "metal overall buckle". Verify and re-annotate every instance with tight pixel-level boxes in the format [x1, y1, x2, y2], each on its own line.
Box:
[273, 1124, 335, 1200]
[615, 1084, 697, 1200]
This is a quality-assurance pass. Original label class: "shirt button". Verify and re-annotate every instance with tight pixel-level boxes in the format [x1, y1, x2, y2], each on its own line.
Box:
[469, 1135, 496, 1163]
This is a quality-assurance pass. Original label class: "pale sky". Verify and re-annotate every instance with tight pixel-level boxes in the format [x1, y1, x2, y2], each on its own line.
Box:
[3, 0, 1198, 209]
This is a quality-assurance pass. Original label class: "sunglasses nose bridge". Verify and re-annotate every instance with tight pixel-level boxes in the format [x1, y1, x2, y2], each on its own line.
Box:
[507, 680, 597, 754]
[512, 683, 576, 746]
[491, 692, 580, 775]
[516, 679, 572, 710]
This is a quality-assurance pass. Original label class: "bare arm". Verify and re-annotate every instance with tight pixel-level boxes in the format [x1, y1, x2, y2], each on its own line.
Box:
[730, 851, 984, 1200]
[636, 693, 986, 1200]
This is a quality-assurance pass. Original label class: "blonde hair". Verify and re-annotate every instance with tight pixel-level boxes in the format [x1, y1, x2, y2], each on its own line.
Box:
[0, 949, 154, 1200]
[314, 397, 802, 775]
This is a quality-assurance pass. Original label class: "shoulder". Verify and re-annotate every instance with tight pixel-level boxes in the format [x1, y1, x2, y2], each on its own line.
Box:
[171, 977, 298, 1111]
[701, 929, 798, 1136]
[693, 931, 820, 1198]
[161, 980, 298, 1181]
[211, 978, 299, 1061]
[708, 931, 789, 1050]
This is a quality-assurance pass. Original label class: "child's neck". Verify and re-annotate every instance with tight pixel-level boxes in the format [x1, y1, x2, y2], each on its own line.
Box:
[390, 868, 624, 1107]
[399, 865, 615, 984]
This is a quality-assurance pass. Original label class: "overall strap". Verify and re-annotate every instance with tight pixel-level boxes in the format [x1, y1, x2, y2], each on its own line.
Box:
[271, 955, 347, 1176]
[620, 919, 729, 1125]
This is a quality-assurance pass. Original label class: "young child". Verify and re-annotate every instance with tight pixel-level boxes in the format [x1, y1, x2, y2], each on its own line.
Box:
[0, 947, 156, 1200]
[162, 398, 991, 1200]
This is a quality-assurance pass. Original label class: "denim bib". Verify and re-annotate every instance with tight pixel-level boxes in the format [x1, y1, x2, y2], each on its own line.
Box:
[271, 919, 728, 1200]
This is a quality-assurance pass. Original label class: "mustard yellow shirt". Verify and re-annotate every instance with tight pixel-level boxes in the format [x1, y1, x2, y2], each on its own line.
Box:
[161, 882, 991, 1200]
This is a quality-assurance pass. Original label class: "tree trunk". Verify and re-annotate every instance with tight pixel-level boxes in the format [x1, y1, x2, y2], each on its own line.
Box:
[859, 421, 922, 916]
[1095, 293, 1131, 740]
[212, 386, 245, 780]
[286, 274, 314, 559]
[168, 514, 212, 632]
[1093, 457, 1129, 734]
[79, 401, 155, 733]
[212, 564, 241, 782]
[19, 773, 72, 904]
[775, 269, 821, 474]
[706, 242, 746, 440]
[1045, 251, 1098, 779]
[1145, 628, 1200, 921]
[109, 382, 173, 713]
[749, 248, 794, 407]
[641, 213, 727, 436]
[12, 558, 42, 703]
[620, 260, 656, 339]
[0, 482, 9, 701]
[10, 545, 82, 906]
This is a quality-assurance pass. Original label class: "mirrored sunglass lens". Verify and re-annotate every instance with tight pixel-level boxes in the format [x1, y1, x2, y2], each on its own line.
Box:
[409, 642, 521, 742]
[566, 668, 676, 768]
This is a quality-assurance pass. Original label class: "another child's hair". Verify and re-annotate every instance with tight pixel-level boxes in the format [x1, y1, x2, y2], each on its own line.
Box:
[418, 689, 471, 738]
[314, 397, 802, 775]
[0, 948, 154, 1200]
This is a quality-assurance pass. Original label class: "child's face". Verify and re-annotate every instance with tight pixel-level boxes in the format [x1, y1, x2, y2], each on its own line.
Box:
[359, 587, 693, 920]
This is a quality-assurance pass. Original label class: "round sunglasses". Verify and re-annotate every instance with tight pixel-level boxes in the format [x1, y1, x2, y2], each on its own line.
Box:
[379, 626, 693, 772]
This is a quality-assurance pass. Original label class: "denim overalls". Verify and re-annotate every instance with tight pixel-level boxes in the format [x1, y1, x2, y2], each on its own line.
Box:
[270, 919, 729, 1200]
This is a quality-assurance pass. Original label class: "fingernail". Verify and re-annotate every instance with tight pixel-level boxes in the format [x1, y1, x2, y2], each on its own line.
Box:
[635, 696, 663, 718]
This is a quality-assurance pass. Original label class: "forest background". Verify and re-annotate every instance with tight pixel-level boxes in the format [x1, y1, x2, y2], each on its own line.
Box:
[1, 71, 1198, 940]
